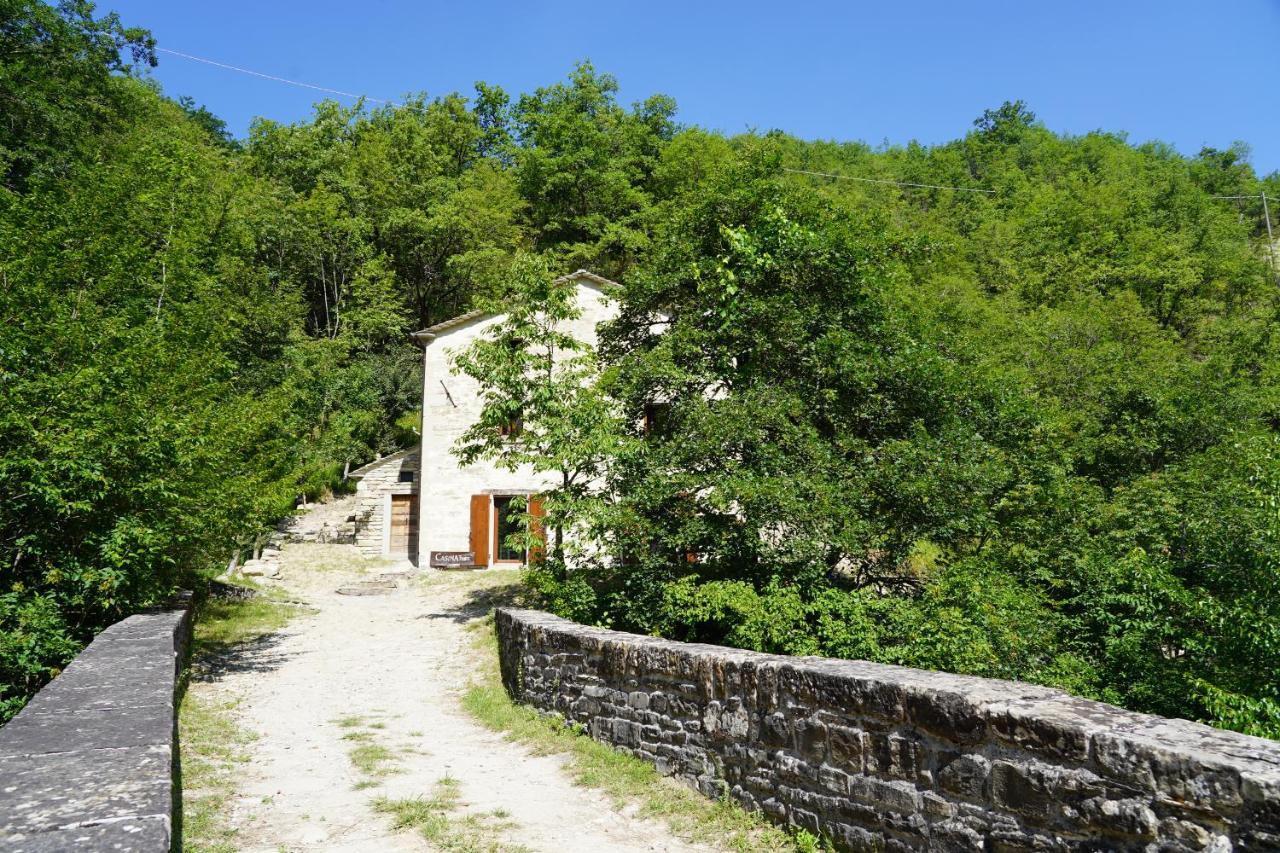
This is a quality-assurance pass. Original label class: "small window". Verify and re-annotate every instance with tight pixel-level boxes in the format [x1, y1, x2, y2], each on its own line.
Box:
[397, 469, 415, 483]
[499, 409, 523, 438]
[643, 402, 671, 437]
[492, 496, 525, 562]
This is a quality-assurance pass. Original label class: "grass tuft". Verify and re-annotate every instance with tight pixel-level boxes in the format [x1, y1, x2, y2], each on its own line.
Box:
[373, 778, 528, 852]
[348, 741, 403, 776]
[181, 591, 302, 852]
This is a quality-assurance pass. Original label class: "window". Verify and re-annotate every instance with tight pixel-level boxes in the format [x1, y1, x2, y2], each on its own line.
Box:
[397, 469, 415, 483]
[499, 409, 523, 438]
[492, 496, 525, 562]
[642, 402, 671, 437]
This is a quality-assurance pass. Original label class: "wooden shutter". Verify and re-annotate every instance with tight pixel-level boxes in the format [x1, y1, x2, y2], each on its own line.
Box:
[528, 496, 546, 565]
[470, 495, 490, 567]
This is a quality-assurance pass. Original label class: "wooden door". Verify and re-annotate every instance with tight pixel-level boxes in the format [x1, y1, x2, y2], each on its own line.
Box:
[389, 494, 418, 556]
[469, 495, 490, 567]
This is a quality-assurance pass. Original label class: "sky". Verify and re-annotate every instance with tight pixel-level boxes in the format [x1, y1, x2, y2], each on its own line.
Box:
[111, 1, 1280, 175]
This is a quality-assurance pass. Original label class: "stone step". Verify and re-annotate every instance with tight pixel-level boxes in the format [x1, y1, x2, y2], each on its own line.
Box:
[240, 559, 280, 579]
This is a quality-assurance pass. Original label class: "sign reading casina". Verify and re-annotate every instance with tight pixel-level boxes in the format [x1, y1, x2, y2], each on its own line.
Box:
[430, 551, 477, 568]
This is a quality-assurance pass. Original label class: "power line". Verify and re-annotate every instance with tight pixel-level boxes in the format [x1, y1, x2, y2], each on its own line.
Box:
[782, 167, 996, 194]
[155, 47, 397, 106]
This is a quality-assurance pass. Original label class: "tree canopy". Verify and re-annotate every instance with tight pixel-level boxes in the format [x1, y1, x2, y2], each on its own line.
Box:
[2, 1, 1278, 738]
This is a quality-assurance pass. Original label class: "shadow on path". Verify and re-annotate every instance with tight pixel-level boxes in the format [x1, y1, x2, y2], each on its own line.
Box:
[189, 630, 299, 683]
[416, 580, 529, 624]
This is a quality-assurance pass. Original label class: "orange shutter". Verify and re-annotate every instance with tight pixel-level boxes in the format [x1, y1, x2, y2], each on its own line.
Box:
[470, 495, 490, 567]
[528, 496, 546, 565]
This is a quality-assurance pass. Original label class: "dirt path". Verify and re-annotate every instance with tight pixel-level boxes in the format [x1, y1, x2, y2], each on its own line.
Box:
[188, 542, 705, 853]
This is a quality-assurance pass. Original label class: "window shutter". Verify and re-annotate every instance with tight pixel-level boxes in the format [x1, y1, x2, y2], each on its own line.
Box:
[528, 496, 546, 565]
[470, 495, 490, 567]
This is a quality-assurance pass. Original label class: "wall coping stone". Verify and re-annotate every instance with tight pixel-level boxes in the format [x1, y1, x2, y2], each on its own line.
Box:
[0, 598, 192, 852]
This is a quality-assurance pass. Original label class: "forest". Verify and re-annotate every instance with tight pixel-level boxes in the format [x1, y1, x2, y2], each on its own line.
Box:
[2, 1, 1278, 739]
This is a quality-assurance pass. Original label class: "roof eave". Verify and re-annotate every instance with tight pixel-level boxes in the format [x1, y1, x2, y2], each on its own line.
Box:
[409, 269, 622, 344]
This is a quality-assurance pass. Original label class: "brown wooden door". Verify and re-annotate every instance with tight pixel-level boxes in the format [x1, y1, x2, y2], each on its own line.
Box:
[469, 495, 490, 567]
[390, 494, 418, 556]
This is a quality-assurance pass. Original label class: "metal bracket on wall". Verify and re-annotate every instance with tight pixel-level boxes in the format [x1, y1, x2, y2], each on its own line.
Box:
[440, 379, 457, 408]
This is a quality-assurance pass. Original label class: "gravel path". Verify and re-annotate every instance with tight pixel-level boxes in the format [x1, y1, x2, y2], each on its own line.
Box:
[189, 542, 703, 852]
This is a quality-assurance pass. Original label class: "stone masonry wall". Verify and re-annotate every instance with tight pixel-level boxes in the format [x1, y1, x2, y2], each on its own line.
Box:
[0, 598, 192, 851]
[352, 450, 418, 557]
[495, 608, 1280, 851]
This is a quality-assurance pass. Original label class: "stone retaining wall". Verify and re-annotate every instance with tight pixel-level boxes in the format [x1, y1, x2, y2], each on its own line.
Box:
[0, 597, 192, 852]
[495, 608, 1280, 851]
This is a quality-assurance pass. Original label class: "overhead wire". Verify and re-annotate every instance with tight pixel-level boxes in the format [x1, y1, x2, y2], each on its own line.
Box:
[155, 47, 398, 106]
[155, 45, 1277, 239]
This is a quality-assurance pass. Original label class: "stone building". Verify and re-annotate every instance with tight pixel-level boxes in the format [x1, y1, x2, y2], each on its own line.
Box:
[348, 448, 419, 558]
[349, 270, 619, 566]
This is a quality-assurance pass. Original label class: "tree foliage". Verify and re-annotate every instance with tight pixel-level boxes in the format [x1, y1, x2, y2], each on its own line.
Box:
[3, 0, 1278, 740]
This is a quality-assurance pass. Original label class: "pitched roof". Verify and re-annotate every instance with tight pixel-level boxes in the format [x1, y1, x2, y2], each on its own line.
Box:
[410, 270, 621, 344]
[348, 447, 418, 479]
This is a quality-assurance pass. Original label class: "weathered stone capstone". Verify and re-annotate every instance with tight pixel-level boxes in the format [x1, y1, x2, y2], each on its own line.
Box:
[495, 607, 1280, 851]
[0, 598, 191, 851]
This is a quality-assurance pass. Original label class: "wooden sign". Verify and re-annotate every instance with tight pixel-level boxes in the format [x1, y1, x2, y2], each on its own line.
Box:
[430, 551, 477, 568]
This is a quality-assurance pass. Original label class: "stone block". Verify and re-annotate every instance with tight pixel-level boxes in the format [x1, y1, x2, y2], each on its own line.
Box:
[0, 605, 186, 853]
[0, 745, 172, 835]
[826, 723, 864, 772]
[990, 760, 1059, 823]
[0, 816, 171, 852]
[939, 754, 991, 801]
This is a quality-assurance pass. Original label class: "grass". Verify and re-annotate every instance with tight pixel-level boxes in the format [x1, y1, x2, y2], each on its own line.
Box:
[278, 542, 396, 574]
[373, 777, 529, 853]
[180, 587, 306, 853]
[191, 595, 296, 655]
[460, 612, 823, 853]
[179, 693, 257, 853]
[336, 714, 407, 779]
[348, 741, 403, 776]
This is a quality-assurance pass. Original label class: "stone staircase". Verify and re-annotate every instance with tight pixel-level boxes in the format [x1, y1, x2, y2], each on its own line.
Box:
[239, 494, 360, 579]
[278, 493, 360, 545]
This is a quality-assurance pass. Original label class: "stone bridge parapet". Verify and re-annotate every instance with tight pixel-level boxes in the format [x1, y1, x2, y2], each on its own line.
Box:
[495, 607, 1280, 851]
[0, 596, 192, 852]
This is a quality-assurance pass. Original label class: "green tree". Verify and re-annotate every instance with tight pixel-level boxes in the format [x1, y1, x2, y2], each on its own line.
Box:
[511, 61, 676, 275]
[0, 0, 155, 191]
[452, 255, 622, 577]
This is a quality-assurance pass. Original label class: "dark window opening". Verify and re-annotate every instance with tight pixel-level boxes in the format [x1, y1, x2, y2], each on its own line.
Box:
[499, 409, 524, 438]
[493, 496, 525, 561]
[643, 402, 672, 437]
[397, 469, 416, 483]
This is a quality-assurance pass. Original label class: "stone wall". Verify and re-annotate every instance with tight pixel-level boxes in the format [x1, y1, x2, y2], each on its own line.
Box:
[351, 449, 418, 557]
[0, 598, 192, 851]
[495, 608, 1280, 851]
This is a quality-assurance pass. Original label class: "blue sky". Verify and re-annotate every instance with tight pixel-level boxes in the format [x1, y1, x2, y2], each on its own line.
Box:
[112, 1, 1280, 174]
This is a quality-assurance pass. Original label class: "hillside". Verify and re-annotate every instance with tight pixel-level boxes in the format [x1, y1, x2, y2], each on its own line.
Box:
[1, 2, 1277, 737]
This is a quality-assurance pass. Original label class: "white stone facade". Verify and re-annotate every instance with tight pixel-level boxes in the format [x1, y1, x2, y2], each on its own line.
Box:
[415, 272, 619, 568]
[346, 272, 619, 565]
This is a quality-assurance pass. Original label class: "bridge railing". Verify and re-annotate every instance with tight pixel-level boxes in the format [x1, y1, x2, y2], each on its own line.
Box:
[496, 606, 1280, 851]
[0, 595, 192, 852]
